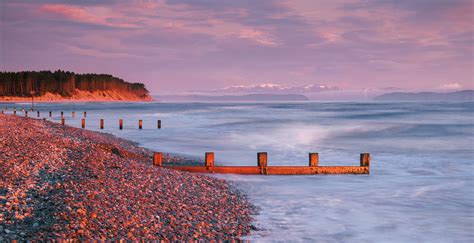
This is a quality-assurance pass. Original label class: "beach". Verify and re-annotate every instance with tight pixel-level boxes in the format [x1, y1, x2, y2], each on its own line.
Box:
[0, 113, 254, 240]
[12, 101, 468, 242]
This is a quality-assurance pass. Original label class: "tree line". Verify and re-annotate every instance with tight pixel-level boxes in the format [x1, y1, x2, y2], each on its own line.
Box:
[0, 70, 149, 97]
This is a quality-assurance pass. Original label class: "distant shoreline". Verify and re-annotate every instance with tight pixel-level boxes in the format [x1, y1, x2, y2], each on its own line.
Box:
[373, 90, 473, 102]
[0, 91, 154, 103]
[0, 99, 153, 103]
[0, 70, 153, 102]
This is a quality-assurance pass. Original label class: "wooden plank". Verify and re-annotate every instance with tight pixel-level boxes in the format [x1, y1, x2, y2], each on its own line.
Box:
[162, 165, 369, 175]
[316, 166, 369, 174]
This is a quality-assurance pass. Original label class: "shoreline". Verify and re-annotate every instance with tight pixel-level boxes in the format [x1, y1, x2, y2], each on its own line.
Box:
[0, 114, 254, 240]
[0, 99, 154, 103]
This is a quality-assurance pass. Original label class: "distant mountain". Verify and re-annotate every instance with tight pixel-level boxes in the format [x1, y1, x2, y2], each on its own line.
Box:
[0, 70, 152, 101]
[374, 90, 473, 101]
[207, 83, 338, 94]
[157, 94, 310, 102]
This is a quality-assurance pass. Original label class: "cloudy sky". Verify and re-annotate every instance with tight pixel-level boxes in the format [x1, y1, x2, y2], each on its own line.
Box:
[0, 0, 472, 94]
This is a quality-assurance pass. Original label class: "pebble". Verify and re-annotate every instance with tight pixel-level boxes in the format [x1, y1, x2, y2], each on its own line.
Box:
[0, 114, 255, 240]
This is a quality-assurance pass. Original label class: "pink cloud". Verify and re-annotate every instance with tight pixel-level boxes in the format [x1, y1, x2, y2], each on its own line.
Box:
[39, 4, 139, 29]
[236, 29, 279, 46]
[438, 83, 463, 90]
[1, 0, 472, 92]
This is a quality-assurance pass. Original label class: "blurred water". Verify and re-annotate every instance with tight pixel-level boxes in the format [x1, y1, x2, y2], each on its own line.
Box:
[3, 101, 473, 242]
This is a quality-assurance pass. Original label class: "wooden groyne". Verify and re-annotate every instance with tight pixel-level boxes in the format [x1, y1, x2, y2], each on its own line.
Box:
[153, 152, 370, 175]
[0, 107, 370, 176]
[1, 107, 163, 130]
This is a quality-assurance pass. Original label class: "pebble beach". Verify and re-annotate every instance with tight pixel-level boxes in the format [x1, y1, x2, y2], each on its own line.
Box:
[0, 113, 254, 241]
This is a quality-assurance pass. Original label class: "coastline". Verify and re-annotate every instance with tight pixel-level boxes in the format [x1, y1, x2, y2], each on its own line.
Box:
[0, 98, 153, 103]
[0, 90, 153, 103]
[0, 99, 153, 103]
[0, 114, 254, 240]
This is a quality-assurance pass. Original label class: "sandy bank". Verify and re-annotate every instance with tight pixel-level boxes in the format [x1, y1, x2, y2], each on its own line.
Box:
[0, 114, 254, 240]
[0, 90, 153, 102]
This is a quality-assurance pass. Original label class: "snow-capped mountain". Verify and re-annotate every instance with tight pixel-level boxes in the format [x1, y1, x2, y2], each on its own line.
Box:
[209, 83, 339, 94]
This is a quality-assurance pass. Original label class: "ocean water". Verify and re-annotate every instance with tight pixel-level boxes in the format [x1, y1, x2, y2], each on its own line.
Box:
[3, 101, 473, 242]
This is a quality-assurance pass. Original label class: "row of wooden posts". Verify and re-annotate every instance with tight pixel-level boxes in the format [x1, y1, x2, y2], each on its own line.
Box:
[61, 118, 161, 129]
[152, 152, 371, 175]
[3, 109, 87, 118]
[2, 107, 371, 175]
[1, 108, 161, 129]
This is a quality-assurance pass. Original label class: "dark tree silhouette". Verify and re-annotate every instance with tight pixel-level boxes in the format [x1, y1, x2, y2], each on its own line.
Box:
[0, 70, 149, 98]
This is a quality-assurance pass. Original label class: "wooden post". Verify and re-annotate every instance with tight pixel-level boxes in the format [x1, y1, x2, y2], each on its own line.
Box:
[205, 152, 214, 167]
[81, 118, 85, 128]
[72, 111, 75, 118]
[258, 152, 268, 175]
[139, 120, 143, 129]
[37, 111, 40, 117]
[100, 119, 104, 129]
[61, 111, 64, 117]
[25, 111, 28, 117]
[119, 119, 123, 130]
[157, 120, 161, 129]
[360, 153, 370, 167]
[61, 118, 65, 125]
[309, 153, 319, 167]
[84, 111, 87, 118]
[258, 152, 268, 167]
[49, 111, 52, 117]
[13, 109, 16, 115]
[153, 152, 163, 166]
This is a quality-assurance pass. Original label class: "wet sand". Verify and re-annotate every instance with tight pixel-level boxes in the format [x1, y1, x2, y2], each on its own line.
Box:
[0, 114, 254, 240]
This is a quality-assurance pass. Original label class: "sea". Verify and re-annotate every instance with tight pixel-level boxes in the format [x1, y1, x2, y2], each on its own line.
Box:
[3, 101, 473, 242]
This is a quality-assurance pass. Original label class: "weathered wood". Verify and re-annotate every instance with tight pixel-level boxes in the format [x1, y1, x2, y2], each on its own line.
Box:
[139, 120, 143, 129]
[159, 152, 370, 175]
[205, 152, 214, 167]
[309, 153, 319, 167]
[119, 119, 123, 130]
[163, 166, 210, 173]
[100, 119, 104, 129]
[81, 118, 85, 128]
[49, 111, 52, 117]
[257, 152, 268, 174]
[153, 152, 163, 166]
[163, 165, 369, 175]
[61, 118, 65, 125]
[84, 111, 87, 118]
[258, 152, 268, 167]
[317, 166, 369, 174]
[360, 153, 370, 167]
[266, 166, 315, 175]
[158, 120, 161, 129]
[72, 111, 75, 118]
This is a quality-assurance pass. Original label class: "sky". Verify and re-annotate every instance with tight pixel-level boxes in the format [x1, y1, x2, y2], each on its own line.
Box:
[0, 0, 473, 94]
